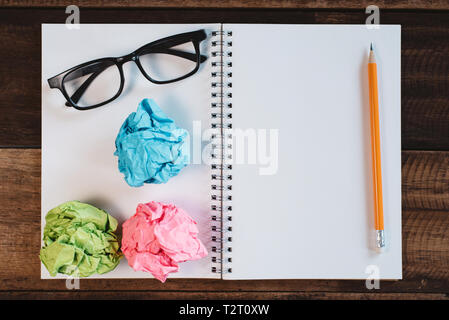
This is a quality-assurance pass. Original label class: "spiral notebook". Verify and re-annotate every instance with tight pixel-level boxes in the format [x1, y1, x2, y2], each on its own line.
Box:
[42, 23, 401, 280]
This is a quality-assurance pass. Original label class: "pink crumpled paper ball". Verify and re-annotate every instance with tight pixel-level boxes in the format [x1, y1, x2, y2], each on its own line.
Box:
[121, 201, 208, 282]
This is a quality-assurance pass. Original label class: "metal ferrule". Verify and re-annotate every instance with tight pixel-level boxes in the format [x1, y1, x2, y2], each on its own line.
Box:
[376, 230, 385, 248]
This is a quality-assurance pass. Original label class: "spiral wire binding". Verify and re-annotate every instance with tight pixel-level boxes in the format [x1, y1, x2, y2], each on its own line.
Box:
[210, 28, 233, 276]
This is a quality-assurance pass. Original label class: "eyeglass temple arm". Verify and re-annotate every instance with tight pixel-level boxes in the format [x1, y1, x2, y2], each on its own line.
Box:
[140, 47, 207, 63]
[64, 48, 207, 106]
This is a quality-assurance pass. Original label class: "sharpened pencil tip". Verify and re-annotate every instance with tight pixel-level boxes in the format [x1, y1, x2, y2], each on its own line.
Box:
[370, 42, 373, 51]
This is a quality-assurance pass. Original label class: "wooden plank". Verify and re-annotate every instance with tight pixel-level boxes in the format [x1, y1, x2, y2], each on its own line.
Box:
[0, 9, 448, 149]
[403, 151, 449, 210]
[1, 0, 449, 10]
[0, 291, 447, 300]
[0, 149, 448, 293]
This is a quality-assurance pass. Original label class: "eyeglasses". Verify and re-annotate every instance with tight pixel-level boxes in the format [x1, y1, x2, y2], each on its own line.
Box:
[47, 29, 208, 110]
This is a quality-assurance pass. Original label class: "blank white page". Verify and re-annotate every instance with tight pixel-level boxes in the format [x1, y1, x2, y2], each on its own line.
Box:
[225, 24, 401, 279]
[42, 24, 220, 279]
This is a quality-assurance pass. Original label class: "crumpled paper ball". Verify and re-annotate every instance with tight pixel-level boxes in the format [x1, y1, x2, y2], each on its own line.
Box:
[114, 98, 190, 187]
[40, 201, 121, 277]
[121, 201, 208, 282]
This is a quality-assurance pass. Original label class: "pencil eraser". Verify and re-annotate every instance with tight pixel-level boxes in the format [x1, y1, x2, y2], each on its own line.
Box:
[375, 246, 386, 254]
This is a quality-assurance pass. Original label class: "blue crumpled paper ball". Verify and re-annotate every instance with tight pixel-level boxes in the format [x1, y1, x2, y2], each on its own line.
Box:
[114, 98, 190, 187]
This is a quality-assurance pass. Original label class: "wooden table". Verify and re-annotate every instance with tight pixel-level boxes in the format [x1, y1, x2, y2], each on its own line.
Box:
[0, 1, 448, 300]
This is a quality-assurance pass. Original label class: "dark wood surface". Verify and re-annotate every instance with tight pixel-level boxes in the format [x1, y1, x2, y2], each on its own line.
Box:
[0, 2, 448, 300]
[1, 0, 449, 10]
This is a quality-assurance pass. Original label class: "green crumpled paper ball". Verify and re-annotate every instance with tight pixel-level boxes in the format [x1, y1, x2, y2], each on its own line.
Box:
[40, 201, 122, 277]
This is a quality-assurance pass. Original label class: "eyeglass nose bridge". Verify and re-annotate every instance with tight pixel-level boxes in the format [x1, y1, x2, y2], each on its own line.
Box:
[116, 53, 137, 65]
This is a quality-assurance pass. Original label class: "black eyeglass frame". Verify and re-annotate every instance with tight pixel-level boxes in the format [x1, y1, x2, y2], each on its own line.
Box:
[47, 29, 208, 110]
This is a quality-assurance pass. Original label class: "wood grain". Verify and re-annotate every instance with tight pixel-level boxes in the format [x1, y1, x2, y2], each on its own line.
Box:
[1, 291, 448, 300]
[0, 149, 448, 295]
[0, 9, 448, 149]
[403, 151, 449, 211]
[1, 0, 449, 10]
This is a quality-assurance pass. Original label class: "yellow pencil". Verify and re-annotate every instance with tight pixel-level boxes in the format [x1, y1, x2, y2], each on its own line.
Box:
[368, 43, 385, 249]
